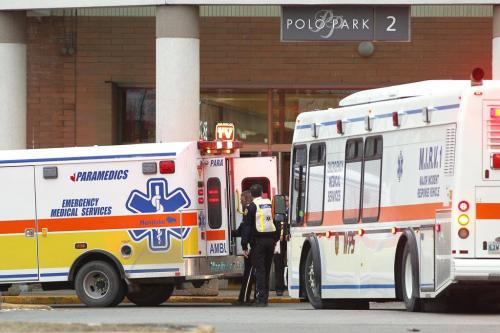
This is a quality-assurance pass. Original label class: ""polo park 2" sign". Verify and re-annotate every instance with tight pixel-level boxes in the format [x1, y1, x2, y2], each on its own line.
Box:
[281, 6, 410, 42]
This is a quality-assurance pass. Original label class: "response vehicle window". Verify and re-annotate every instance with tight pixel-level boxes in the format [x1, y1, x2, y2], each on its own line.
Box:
[307, 143, 326, 226]
[362, 136, 383, 222]
[291, 145, 307, 226]
[207, 177, 222, 229]
[343, 138, 363, 224]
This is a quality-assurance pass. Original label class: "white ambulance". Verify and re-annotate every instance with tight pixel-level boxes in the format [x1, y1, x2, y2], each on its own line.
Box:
[285, 69, 500, 311]
[0, 123, 277, 307]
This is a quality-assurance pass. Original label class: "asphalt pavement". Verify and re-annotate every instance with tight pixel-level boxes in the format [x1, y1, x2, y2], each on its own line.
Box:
[2, 301, 500, 333]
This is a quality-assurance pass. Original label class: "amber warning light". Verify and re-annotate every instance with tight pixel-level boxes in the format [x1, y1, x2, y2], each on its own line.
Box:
[198, 123, 242, 155]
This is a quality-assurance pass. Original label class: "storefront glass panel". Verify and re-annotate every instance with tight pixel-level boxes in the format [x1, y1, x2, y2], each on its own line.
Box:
[272, 90, 353, 144]
[200, 92, 268, 143]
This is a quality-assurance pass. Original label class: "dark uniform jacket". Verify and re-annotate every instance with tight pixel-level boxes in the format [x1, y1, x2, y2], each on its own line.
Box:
[233, 204, 252, 250]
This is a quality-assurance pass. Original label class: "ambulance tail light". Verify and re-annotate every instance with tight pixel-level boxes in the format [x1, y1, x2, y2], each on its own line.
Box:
[159, 160, 175, 174]
[458, 200, 470, 212]
[207, 177, 222, 227]
[490, 107, 500, 119]
[458, 214, 470, 226]
[458, 228, 470, 239]
[492, 154, 500, 169]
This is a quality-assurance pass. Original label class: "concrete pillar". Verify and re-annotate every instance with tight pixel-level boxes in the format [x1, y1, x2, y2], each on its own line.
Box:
[0, 11, 26, 149]
[156, 6, 199, 143]
[493, 6, 500, 80]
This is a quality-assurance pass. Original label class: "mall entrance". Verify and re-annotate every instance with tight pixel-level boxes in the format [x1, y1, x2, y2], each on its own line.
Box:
[116, 87, 357, 194]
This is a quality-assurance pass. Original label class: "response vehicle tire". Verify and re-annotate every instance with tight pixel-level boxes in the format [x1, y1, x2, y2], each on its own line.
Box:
[75, 261, 125, 307]
[303, 250, 368, 310]
[127, 284, 174, 306]
[401, 242, 424, 312]
[303, 250, 325, 309]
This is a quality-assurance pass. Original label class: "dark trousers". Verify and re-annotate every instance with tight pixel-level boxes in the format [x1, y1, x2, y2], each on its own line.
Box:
[253, 237, 275, 303]
[238, 255, 255, 303]
[273, 241, 287, 293]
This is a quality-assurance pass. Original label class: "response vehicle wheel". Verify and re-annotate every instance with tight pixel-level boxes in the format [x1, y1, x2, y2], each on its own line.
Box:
[401, 242, 423, 312]
[303, 250, 324, 309]
[303, 250, 368, 310]
[127, 284, 174, 306]
[75, 261, 125, 307]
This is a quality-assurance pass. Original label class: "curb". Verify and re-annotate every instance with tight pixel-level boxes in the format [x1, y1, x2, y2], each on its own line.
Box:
[1, 303, 52, 310]
[0, 322, 214, 333]
[0, 295, 300, 305]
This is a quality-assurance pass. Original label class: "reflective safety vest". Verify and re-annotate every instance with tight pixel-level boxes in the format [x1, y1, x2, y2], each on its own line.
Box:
[253, 197, 275, 233]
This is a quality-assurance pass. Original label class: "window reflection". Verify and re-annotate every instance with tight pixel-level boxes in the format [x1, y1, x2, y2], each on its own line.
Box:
[200, 92, 268, 143]
[272, 90, 352, 144]
[121, 88, 156, 144]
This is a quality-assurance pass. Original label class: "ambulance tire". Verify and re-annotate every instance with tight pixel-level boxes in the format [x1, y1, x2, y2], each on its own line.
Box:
[401, 242, 424, 312]
[127, 284, 174, 306]
[75, 261, 125, 307]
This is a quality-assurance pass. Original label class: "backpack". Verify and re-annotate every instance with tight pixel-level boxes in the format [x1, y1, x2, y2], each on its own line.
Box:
[253, 197, 276, 233]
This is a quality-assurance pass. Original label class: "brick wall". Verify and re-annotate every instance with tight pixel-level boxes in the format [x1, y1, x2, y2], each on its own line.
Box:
[27, 16, 492, 148]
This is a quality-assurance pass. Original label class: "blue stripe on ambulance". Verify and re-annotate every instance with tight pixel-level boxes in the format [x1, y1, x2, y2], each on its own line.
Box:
[0, 152, 177, 164]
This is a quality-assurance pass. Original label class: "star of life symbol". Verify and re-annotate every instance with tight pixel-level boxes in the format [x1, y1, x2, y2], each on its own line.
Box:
[126, 178, 191, 252]
[397, 151, 404, 182]
[128, 227, 190, 252]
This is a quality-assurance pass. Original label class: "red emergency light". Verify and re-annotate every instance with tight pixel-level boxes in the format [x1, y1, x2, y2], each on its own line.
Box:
[471, 67, 484, 86]
[336, 120, 343, 135]
[392, 112, 400, 127]
[159, 160, 175, 174]
[492, 154, 500, 169]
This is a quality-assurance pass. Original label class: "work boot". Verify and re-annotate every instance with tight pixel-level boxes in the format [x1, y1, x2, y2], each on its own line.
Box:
[254, 301, 267, 307]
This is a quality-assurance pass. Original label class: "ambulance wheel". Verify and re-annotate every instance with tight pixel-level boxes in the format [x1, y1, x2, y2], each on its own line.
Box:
[127, 284, 174, 306]
[401, 242, 423, 312]
[75, 261, 125, 307]
[303, 250, 324, 309]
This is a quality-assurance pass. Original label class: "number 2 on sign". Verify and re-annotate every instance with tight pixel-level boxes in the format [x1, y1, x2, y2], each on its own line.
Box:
[386, 16, 396, 32]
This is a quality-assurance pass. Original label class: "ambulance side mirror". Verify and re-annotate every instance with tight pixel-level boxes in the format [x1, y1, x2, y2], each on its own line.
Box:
[273, 195, 287, 222]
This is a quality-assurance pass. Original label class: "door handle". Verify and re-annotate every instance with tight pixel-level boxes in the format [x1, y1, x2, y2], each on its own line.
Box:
[24, 228, 35, 238]
[42, 228, 48, 237]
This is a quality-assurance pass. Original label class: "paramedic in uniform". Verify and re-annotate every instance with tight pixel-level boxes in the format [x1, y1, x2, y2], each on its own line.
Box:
[232, 190, 255, 305]
[242, 184, 278, 307]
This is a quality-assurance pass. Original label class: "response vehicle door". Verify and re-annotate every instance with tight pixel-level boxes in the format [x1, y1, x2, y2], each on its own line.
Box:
[203, 157, 230, 257]
[0, 166, 39, 282]
[478, 102, 500, 257]
[231, 156, 278, 255]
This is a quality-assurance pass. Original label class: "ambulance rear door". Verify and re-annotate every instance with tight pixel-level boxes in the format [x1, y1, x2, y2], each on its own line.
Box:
[204, 157, 230, 257]
[232, 156, 278, 255]
[0, 166, 39, 282]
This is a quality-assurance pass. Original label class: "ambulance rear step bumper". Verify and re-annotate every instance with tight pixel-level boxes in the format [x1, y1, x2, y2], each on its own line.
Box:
[184, 256, 244, 279]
